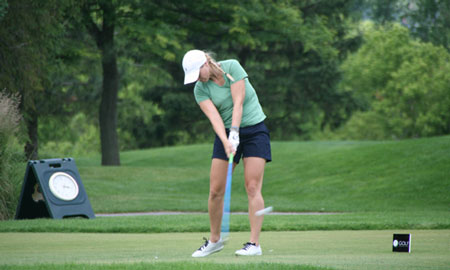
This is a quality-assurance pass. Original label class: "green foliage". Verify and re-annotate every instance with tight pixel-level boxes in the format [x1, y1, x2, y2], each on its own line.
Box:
[0, 0, 81, 158]
[109, 0, 362, 147]
[1, 0, 365, 154]
[378, 43, 450, 137]
[331, 111, 389, 140]
[0, 0, 7, 22]
[39, 113, 100, 158]
[402, 0, 450, 52]
[0, 91, 25, 220]
[215, 0, 362, 139]
[3, 0, 450, 156]
[357, 0, 409, 23]
[338, 22, 450, 139]
[0, 0, 73, 101]
[116, 58, 208, 149]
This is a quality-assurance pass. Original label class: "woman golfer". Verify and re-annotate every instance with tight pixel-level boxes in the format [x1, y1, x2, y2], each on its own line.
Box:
[182, 50, 271, 257]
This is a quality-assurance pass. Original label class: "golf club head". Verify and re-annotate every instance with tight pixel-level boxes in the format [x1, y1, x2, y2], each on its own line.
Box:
[255, 206, 273, 216]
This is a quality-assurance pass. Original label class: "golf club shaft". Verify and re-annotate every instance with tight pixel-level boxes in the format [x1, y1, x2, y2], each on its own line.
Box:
[221, 153, 234, 239]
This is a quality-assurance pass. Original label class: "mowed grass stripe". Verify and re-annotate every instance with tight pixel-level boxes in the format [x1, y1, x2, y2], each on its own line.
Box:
[1, 211, 449, 233]
[1, 230, 449, 270]
[73, 136, 450, 213]
[0, 263, 330, 270]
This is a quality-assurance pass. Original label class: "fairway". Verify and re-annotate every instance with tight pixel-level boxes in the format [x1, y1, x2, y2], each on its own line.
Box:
[1, 230, 449, 270]
[2, 138, 449, 269]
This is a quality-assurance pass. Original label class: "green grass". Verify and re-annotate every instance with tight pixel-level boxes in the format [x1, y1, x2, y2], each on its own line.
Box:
[75, 136, 450, 213]
[1, 230, 449, 270]
[0, 211, 449, 233]
[0, 263, 328, 270]
[1, 136, 449, 269]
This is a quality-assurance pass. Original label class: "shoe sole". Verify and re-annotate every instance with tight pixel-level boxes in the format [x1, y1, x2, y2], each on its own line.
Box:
[192, 245, 224, 258]
[235, 252, 262, 256]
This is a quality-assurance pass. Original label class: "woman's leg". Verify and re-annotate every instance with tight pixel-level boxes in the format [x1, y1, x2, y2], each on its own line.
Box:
[243, 157, 266, 245]
[208, 158, 235, 242]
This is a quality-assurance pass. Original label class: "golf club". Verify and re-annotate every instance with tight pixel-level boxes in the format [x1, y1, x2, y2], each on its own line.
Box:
[221, 153, 234, 241]
[255, 206, 273, 216]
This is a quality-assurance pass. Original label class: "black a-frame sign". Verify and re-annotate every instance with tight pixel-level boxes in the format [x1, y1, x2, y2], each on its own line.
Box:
[15, 158, 95, 219]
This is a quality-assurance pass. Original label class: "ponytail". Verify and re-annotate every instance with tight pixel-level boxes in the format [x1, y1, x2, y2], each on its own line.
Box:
[205, 52, 235, 82]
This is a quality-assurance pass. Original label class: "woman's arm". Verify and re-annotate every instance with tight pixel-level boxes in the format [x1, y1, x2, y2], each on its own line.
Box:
[230, 79, 245, 129]
[198, 99, 234, 156]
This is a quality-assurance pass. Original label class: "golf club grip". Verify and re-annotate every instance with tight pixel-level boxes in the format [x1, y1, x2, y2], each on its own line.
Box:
[228, 153, 234, 165]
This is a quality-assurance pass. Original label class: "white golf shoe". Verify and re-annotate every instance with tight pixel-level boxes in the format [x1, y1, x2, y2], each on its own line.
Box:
[235, 242, 262, 256]
[192, 237, 224, 258]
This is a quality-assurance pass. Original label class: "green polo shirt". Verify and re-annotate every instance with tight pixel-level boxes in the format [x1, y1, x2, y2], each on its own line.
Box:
[194, 59, 266, 128]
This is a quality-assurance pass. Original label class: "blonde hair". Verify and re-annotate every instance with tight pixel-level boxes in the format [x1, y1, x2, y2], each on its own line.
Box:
[205, 52, 235, 82]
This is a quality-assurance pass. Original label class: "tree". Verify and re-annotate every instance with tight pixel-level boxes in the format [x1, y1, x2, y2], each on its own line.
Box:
[338, 22, 450, 139]
[356, 0, 450, 52]
[0, 0, 7, 21]
[405, 0, 450, 52]
[227, 0, 361, 138]
[141, 0, 362, 140]
[0, 0, 70, 159]
[82, 1, 121, 165]
[15, 0, 365, 155]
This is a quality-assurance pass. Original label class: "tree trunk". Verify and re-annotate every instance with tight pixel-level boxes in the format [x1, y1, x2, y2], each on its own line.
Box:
[83, 1, 120, 166]
[24, 111, 38, 160]
[99, 41, 120, 166]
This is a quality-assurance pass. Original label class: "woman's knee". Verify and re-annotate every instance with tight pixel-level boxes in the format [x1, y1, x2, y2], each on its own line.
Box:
[245, 181, 261, 198]
[209, 188, 224, 200]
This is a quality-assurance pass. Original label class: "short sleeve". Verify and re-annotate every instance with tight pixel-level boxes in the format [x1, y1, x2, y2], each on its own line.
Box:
[227, 60, 248, 84]
[194, 83, 210, 104]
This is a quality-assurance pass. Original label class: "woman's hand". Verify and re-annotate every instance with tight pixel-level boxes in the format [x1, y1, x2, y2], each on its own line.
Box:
[223, 139, 236, 158]
[228, 128, 239, 152]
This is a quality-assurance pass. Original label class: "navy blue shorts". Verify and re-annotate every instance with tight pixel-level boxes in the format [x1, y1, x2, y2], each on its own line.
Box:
[212, 122, 272, 164]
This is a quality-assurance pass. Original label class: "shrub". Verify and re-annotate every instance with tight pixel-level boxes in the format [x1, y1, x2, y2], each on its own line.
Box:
[0, 91, 25, 220]
[39, 112, 100, 158]
[338, 22, 450, 139]
[333, 111, 389, 140]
